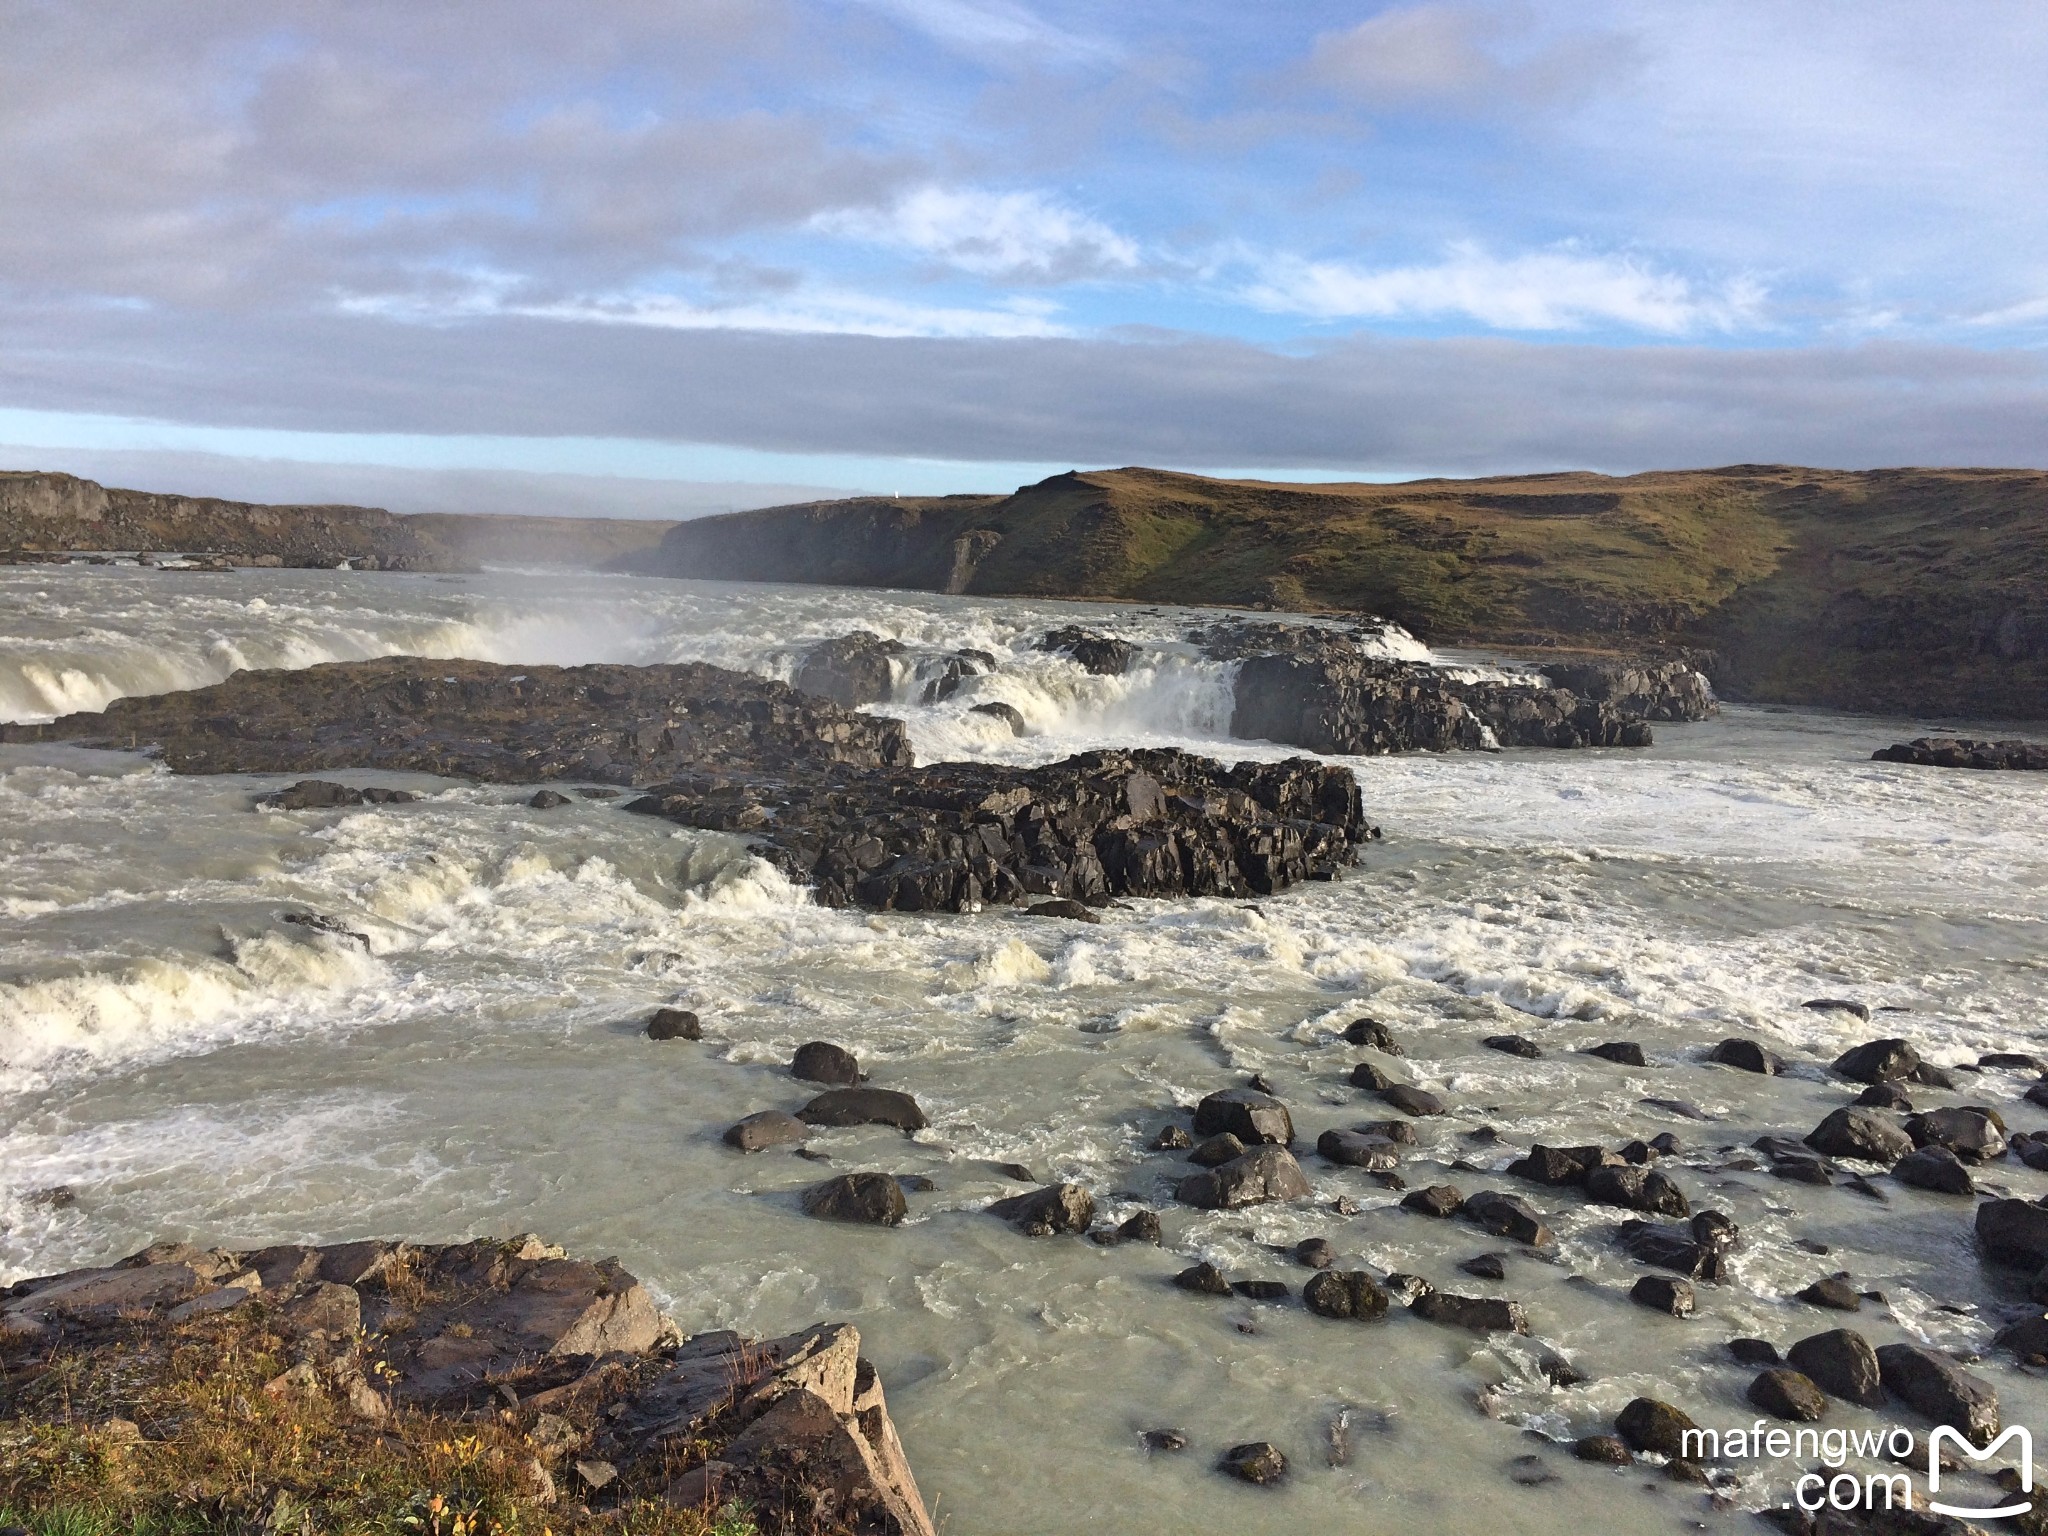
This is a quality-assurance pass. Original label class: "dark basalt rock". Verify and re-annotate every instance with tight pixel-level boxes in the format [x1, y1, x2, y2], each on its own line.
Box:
[1024, 898, 1098, 922]
[1797, 1276, 1863, 1311]
[801, 1173, 908, 1226]
[1788, 1329, 1884, 1407]
[1483, 1034, 1543, 1058]
[1401, 1185, 1464, 1217]
[1856, 1082, 1915, 1111]
[1380, 1084, 1446, 1117]
[1105, 1210, 1163, 1246]
[1977, 1198, 2048, 1268]
[1038, 627, 1135, 677]
[257, 779, 419, 810]
[1222, 629, 1705, 756]
[1508, 1144, 1619, 1187]
[1303, 1270, 1390, 1321]
[1348, 1061, 1395, 1091]
[1189, 1133, 1247, 1167]
[1192, 1088, 1294, 1146]
[7, 657, 915, 782]
[1573, 1435, 1633, 1465]
[1707, 1037, 1782, 1074]
[1994, 1314, 2048, 1363]
[792, 1040, 863, 1085]
[1893, 1145, 1976, 1195]
[1631, 1276, 1695, 1317]
[794, 631, 907, 707]
[1618, 1220, 1727, 1281]
[1218, 1441, 1288, 1485]
[1804, 1107, 1913, 1165]
[1730, 1338, 1783, 1366]
[969, 700, 1027, 736]
[1293, 1237, 1335, 1269]
[1354, 1118, 1417, 1145]
[1462, 1190, 1554, 1247]
[1911, 1061, 1958, 1090]
[1748, 1369, 1827, 1422]
[1460, 1253, 1507, 1281]
[1757, 1138, 1839, 1184]
[987, 1183, 1095, 1236]
[796, 1088, 930, 1132]
[1907, 1106, 2007, 1162]
[2012, 1132, 2048, 1172]
[1834, 1039, 1919, 1083]
[1412, 1291, 1528, 1333]
[724, 1111, 808, 1153]
[2029, 1082, 2048, 1111]
[1150, 1125, 1193, 1151]
[1980, 1052, 2047, 1072]
[1585, 1041, 1648, 1066]
[1342, 1017, 1404, 1054]
[1615, 1398, 1697, 1457]
[1875, 1344, 2000, 1443]
[1175, 1145, 1312, 1210]
[1231, 1280, 1290, 1302]
[631, 746, 1374, 914]
[1140, 1429, 1188, 1453]
[646, 1007, 701, 1040]
[1173, 1262, 1232, 1295]
[1808, 999, 1874, 1023]
[528, 788, 571, 808]
[1585, 1164, 1691, 1217]
[1317, 1129, 1400, 1170]
[1874, 737, 2048, 771]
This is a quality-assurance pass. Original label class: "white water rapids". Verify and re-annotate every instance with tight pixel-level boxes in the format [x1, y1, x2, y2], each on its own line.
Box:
[3, 563, 2046, 1532]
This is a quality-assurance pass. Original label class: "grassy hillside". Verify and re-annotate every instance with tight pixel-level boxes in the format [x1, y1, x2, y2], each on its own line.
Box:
[646, 465, 2048, 719]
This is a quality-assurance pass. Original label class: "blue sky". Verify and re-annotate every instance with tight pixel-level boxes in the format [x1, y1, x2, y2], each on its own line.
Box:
[2, 0, 2046, 514]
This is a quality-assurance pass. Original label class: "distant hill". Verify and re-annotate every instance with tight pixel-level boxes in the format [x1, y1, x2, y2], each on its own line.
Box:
[0, 471, 675, 571]
[642, 465, 2048, 720]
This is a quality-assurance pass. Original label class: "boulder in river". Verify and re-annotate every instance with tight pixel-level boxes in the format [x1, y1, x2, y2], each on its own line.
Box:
[1803, 1107, 1913, 1165]
[1833, 1039, 1918, 1082]
[1316, 1129, 1400, 1170]
[1907, 1106, 2007, 1162]
[1893, 1145, 1975, 1195]
[1303, 1271, 1391, 1321]
[1462, 1190, 1554, 1247]
[1786, 1328, 1885, 1407]
[1218, 1441, 1288, 1485]
[1747, 1369, 1827, 1422]
[1585, 1164, 1691, 1217]
[257, 779, 419, 810]
[1631, 1276, 1695, 1317]
[1873, 737, 2048, 771]
[1584, 1041, 1648, 1066]
[1380, 1084, 1446, 1117]
[1875, 1344, 2000, 1443]
[1615, 1398, 1697, 1457]
[1175, 1145, 1312, 1210]
[1483, 1034, 1543, 1058]
[725, 1111, 809, 1153]
[969, 700, 1027, 736]
[1038, 627, 1134, 676]
[1173, 1262, 1232, 1295]
[1707, 1037, 1781, 1074]
[793, 1040, 863, 1085]
[646, 1007, 701, 1040]
[1190, 1132, 1247, 1166]
[1401, 1185, 1464, 1217]
[802, 1173, 909, 1226]
[987, 1183, 1095, 1236]
[1343, 1017, 1404, 1054]
[1508, 1143, 1618, 1186]
[795, 631, 907, 707]
[798, 1088, 930, 1132]
[1414, 1292, 1528, 1334]
[1192, 1088, 1293, 1146]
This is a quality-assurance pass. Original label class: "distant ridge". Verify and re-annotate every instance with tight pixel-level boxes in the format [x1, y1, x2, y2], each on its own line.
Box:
[639, 464, 2048, 720]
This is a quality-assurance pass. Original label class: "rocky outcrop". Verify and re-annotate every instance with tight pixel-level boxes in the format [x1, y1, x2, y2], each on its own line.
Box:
[795, 631, 907, 708]
[0, 1234, 934, 1532]
[1215, 626, 1712, 756]
[1873, 737, 2048, 770]
[628, 748, 1373, 913]
[1, 656, 914, 782]
[1037, 626, 1134, 675]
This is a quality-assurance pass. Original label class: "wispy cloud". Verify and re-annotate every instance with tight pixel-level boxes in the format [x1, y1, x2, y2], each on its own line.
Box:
[1301, 3, 1637, 113]
[851, 0, 1119, 67]
[504, 286, 1069, 340]
[817, 185, 1141, 283]
[1245, 243, 1765, 335]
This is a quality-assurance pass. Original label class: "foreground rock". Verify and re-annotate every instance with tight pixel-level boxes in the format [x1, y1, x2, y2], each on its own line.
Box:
[0, 1235, 934, 1533]
[1874, 737, 2048, 770]
[1214, 624, 1712, 755]
[1176, 1145, 1312, 1210]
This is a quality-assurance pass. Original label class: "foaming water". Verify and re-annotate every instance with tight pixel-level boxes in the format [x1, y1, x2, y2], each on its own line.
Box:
[3, 567, 2047, 1533]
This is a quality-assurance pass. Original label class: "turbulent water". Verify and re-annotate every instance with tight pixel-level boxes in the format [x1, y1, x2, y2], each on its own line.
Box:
[4, 563, 2047, 1532]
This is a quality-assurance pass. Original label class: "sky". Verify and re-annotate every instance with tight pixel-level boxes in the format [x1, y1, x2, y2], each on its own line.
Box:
[3, 0, 2047, 517]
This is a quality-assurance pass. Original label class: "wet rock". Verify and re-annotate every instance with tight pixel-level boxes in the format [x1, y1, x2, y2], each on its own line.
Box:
[1874, 1344, 1999, 1444]
[1618, 1220, 1726, 1281]
[1038, 627, 1134, 677]
[725, 1111, 809, 1153]
[1506, 1452, 1555, 1487]
[1797, 1276, 1863, 1311]
[1108, 1211, 1163, 1246]
[1803, 1107, 1913, 1165]
[1619, 1139, 1657, 1164]
[2011, 1131, 2048, 1172]
[1381, 1084, 1446, 1117]
[1974, 1198, 2048, 1268]
[1994, 1314, 2048, 1364]
[1460, 1253, 1508, 1281]
[1150, 1125, 1192, 1151]
[1176, 1145, 1312, 1210]
[895, 1174, 936, 1194]
[1981, 1052, 2047, 1072]
[1297, 1271, 1392, 1326]
[1615, 1398, 1697, 1457]
[968, 701, 1027, 736]
[1294, 1237, 1335, 1269]
[1173, 1262, 1232, 1295]
[1484, 1034, 1543, 1058]
[793, 1041, 863, 1085]
[1650, 1132, 1681, 1155]
[1218, 1441, 1287, 1485]
[1317, 1129, 1400, 1170]
[1639, 1096, 1712, 1121]
[1349, 1061, 1395, 1091]
[1463, 1190, 1555, 1247]
[1141, 1429, 1188, 1453]
[1232, 1280, 1291, 1302]
[1912, 1061, 1958, 1090]
[1707, 1037, 1781, 1074]
[1631, 1276, 1695, 1317]
[1875, 737, 2048, 771]
[646, 1007, 701, 1040]
[25, 1185, 76, 1210]
[1402, 1185, 1464, 1218]
[528, 788, 572, 809]
[1383, 1273, 1432, 1305]
[1752, 1136, 1835, 1185]
[987, 1184, 1095, 1236]
[1192, 1088, 1294, 1147]
[1508, 1144, 1619, 1187]
[1190, 1133, 1248, 1167]
[1856, 1082, 1915, 1111]
[1907, 1106, 2007, 1162]
[801, 1173, 908, 1227]
[1585, 1164, 1691, 1217]
[1894, 1145, 1976, 1195]
[1413, 1292, 1528, 1334]
[1808, 998, 1874, 1021]
[1354, 1118, 1417, 1145]
[1730, 1338, 1783, 1366]
[1024, 898, 1099, 923]
[795, 631, 907, 707]
[1573, 1435, 1633, 1465]
[1585, 1041, 1648, 1066]
[2029, 1081, 2048, 1111]
[1787, 1329, 1885, 1407]
[991, 1162, 1038, 1183]
[1543, 1357, 1589, 1388]
[797, 1088, 930, 1132]
[1343, 1018, 1404, 1054]
[258, 779, 420, 810]
[1832, 1037, 1918, 1082]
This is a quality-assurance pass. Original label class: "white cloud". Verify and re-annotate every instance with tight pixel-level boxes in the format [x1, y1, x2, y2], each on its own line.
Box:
[505, 285, 1069, 340]
[1245, 243, 1764, 335]
[853, 0, 1118, 68]
[817, 185, 1141, 282]
[1303, 3, 1634, 112]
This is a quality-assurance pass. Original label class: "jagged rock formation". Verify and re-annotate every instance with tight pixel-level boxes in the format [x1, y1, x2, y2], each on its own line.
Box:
[0, 657, 914, 782]
[627, 748, 1373, 912]
[0, 1234, 933, 1532]
[1873, 737, 2048, 770]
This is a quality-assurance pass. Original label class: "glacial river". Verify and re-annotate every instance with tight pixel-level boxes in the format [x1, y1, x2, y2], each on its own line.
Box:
[3, 563, 2046, 1532]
